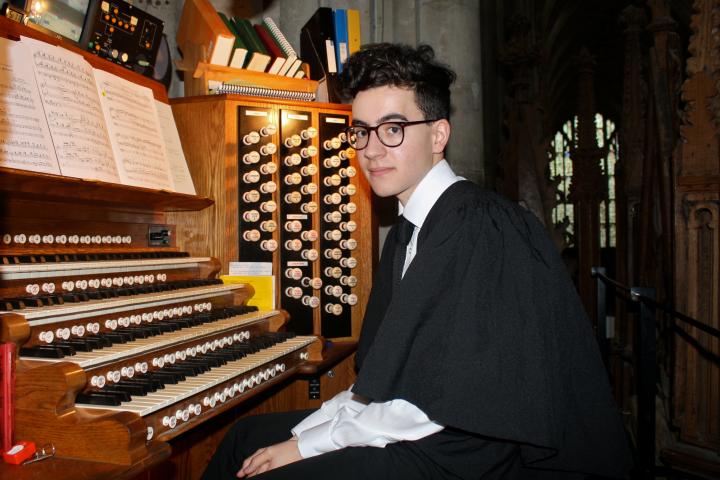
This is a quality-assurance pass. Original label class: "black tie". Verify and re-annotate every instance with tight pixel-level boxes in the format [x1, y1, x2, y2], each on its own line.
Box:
[393, 216, 414, 284]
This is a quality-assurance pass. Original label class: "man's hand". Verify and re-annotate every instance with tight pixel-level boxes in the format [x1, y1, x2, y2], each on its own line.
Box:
[237, 437, 302, 477]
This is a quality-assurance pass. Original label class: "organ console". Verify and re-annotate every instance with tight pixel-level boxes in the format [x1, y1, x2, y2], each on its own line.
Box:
[0, 16, 324, 477]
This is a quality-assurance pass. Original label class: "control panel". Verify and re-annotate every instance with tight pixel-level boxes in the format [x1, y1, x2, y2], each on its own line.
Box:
[168, 96, 371, 342]
[236, 103, 362, 338]
[81, 0, 163, 78]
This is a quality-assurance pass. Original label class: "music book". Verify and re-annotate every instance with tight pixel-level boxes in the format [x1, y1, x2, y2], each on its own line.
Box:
[233, 17, 272, 73]
[262, 17, 299, 77]
[217, 12, 249, 69]
[0, 36, 195, 194]
[253, 23, 287, 75]
[177, 0, 235, 67]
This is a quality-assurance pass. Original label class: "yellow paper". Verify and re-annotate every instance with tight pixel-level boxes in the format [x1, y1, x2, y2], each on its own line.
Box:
[221, 275, 275, 311]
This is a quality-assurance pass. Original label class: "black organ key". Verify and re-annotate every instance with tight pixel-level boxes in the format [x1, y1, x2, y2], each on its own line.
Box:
[49, 294, 65, 305]
[5, 298, 25, 310]
[93, 335, 113, 347]
[75, 391, 124, 406]
[22, 297, 45, 308]
[105, 384, 147, 396]
[109, 380, 150, 396]
[114, 328, 147, 340]
[164, 365, 202, 377]
[55, 339, 93, 352]
[127, 376, 163, 392]
[83, 336, 107, 349]
[19, 345, 65, 358]
[146, 371, 183, 384]
[100, 332, 131, 343]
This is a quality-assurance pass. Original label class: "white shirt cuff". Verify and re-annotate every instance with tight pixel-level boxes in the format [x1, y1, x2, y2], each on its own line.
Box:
[296, 421, 335, 458]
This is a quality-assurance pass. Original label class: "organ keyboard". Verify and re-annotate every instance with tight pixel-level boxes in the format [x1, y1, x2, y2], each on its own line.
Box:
[1, 191, 322, 465]
[0, 173, 322, 469]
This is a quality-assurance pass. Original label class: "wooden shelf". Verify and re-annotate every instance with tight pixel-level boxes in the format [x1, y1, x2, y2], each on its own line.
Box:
[0, 167, 213, 212]
[193, 62, 318, 92]
[176, 40, 319, 97]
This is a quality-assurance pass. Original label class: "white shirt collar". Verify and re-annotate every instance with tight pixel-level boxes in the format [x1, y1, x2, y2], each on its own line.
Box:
[398, 159, 462, 229]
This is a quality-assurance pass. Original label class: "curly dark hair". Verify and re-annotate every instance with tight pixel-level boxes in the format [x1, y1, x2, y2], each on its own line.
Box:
[337, 43, 456, 120]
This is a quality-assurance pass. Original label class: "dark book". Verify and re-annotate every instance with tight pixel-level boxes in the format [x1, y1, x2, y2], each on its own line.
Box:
[217, 12, 248, 68]
[253, 23, 287, 75]
[232, 17, 271, 72]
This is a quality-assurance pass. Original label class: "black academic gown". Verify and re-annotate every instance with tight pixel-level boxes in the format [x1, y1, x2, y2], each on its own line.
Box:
[353, 181, 631, 479]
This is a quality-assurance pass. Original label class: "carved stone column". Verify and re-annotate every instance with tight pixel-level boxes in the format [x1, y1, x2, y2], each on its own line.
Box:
[569, 49, 605, 323]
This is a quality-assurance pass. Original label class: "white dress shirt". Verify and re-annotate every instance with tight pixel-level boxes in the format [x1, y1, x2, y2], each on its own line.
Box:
[292, 160, 462, 458]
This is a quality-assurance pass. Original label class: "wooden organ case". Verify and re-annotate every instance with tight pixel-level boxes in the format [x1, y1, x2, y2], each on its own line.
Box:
[0, 17, 323, 478]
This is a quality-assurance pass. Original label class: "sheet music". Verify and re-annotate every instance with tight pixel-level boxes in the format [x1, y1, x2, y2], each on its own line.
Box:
[155, 101, 196, 195]
[0, 37, 60, 174]
[93, 69, 173, 191]
[22, 37, 120, 183]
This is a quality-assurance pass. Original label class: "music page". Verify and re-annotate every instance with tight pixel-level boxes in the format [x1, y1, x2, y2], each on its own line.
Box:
[22, 37, 120, 183]
[154, 101, 195, 195]
[0, 37, 60, 174]
[93, 69, 173, 191]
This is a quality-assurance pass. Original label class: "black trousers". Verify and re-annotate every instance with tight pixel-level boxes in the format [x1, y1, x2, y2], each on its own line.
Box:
[201, 409, 531, 480]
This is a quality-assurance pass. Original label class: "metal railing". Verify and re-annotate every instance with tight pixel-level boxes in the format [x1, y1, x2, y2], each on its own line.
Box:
[591, 266, 720, 480]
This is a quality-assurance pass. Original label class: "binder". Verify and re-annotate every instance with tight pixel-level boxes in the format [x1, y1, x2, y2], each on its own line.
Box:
[333, 9, 348, 72]
[300, 7, 336, 80]
[177, 0, 235, 66]
[346, 9, 361, 55]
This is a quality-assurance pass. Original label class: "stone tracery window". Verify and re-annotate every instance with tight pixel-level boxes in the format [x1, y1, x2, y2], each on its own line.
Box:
[550, 114, 617, 248]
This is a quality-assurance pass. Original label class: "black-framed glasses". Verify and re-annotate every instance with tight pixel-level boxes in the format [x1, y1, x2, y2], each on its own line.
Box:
[345, 119, 439, 150]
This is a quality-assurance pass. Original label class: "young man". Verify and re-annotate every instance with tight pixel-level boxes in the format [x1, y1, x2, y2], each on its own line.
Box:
[203, 43, 631, 480]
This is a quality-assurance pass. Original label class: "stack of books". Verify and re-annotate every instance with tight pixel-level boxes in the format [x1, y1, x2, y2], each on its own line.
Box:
[177, 0, 324, 100]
